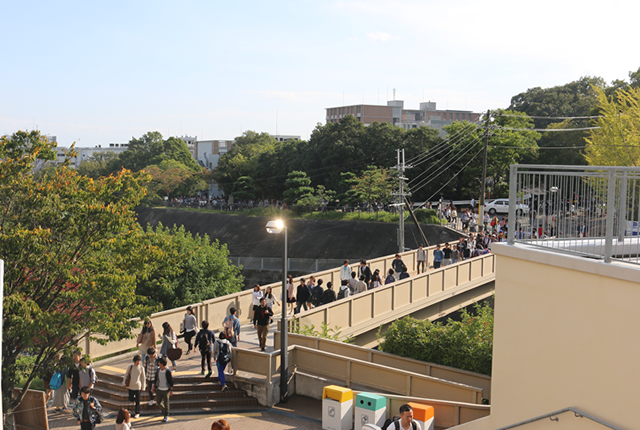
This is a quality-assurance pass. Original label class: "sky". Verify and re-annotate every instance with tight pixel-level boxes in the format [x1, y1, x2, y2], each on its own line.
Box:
[1, 0, 639, 147]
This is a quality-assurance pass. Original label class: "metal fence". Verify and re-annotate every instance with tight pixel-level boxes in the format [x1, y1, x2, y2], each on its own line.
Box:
[508, 165, 640, 265]
[229, 256, 356, 272]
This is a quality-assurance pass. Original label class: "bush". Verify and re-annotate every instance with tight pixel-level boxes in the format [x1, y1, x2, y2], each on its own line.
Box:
[379, 301, 493, 375]
[413, 209, 442, 224]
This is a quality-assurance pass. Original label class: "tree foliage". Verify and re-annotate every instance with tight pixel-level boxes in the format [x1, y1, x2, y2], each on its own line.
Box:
[136, 223, 243, 310]
[349, 165, 395, 206]
[0, 131, 157, 416]
[379, 301, 494, 375]
[283, 171, 314, 204]
[585, 86, 640, 167]
[117, 132, 200, 173]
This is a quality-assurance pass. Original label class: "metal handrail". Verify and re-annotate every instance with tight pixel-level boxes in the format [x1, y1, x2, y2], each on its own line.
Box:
[496, 407, 624, 430]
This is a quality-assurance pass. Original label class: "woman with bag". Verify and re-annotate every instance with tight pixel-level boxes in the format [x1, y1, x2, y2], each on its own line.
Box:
[182, 306, 198, 355]
[122, 355, 145, 418]
[371, 269, 382, 289]
[51, 356, 71, 411]
[136, 320, 155, 366]
[159, 322, 178, 371]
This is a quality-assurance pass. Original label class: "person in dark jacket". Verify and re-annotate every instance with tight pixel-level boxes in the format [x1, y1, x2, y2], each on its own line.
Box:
[321, 282, 337, 305]
[391, 254, 406, 274]
[311, 279, 324, 307]
[358, 260, 372, 288]
[72, 386, 102, 430]
[295, 278, 310, 314]
[252, 298, 273, 351]
[152, 358, 173, 423]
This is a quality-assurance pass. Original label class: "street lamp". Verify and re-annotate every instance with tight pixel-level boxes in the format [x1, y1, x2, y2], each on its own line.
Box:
[265, 219, 288, 403]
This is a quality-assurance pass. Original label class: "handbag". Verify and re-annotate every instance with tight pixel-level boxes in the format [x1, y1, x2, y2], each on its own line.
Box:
[167, 346, 182, 361]
[124, 365, 132, 387]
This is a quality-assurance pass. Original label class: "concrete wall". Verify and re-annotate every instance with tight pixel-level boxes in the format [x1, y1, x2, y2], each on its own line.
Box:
[452, 243, 640, 430]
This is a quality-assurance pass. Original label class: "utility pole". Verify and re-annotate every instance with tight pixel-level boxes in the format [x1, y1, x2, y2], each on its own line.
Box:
[479, 110, 491, 233]
[392, 149, 411, 253]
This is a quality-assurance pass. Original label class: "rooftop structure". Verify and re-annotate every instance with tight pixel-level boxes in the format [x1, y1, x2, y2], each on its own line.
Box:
[326, 100, 481, 137]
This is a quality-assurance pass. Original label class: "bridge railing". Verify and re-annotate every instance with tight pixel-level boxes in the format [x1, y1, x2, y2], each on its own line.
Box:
[230, 344, 484, 405]
[85, 240, 463, 359]
[274, 332, 492, 400]
[287, 253, 495, 339]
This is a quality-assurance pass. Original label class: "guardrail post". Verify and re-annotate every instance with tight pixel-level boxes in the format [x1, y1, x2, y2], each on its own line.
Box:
[508, 164, 517, 245]
[619, 171, 627, 241]
[605, 169, 616, 263]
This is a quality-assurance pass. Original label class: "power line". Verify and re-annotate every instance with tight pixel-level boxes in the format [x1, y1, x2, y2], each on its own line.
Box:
[423, 146, 485, 203]
[497, 113, 603, 120]
[496, 126, 600, 132]
[407, 119, 482, 168]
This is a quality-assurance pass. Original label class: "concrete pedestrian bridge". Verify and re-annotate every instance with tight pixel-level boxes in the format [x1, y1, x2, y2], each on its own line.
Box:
[88, 242, 496, 429]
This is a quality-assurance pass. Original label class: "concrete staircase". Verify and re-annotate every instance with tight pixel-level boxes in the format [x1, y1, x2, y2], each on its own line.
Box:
[93, 370, 262, 414]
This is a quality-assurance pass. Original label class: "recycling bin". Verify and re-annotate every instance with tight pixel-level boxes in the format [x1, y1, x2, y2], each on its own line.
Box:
[322, 385, 353, 430]
[354, 393, 386, 430]
[408, 402, 435, 430]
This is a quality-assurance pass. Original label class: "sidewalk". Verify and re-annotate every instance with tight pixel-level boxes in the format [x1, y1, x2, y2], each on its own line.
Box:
[46, 394, 322, 429]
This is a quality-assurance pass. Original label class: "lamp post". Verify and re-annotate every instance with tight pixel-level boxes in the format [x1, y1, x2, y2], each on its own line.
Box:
[265, 219, 288, 403]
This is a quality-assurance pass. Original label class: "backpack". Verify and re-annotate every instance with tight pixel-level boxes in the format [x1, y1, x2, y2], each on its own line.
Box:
[217, 340, 231, 364]
[223, 317, 235, 339]
[382, 416, 417, 430]
[311, 286, 323, 306]
[337, 287, 346, 300]
[322, 289, 335, 305]
[49, 371, 64, 390]
[198, 330, 211, 352]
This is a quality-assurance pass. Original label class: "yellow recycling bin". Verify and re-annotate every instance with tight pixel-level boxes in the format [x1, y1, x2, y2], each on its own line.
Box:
[322, 385, 354, 430]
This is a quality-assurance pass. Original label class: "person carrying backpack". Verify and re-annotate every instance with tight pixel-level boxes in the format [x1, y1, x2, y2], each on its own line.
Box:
[337, 280, 351, 300]
[213, 332, 232, 392]
[195, 320, 216, 378]
[382, 403, 422, 430]
[311, 279, 324, 307]
[322, 282, 336, 305]
[222, 308, 240, 347]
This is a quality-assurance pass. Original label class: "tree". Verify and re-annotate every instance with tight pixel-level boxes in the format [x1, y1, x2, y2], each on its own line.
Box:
[136, 223, 243, 310]
[585, 87, 640, 167]
[117, 132, 200, 173]
[232, 176, 258, 200]
[144, 159, 206, 199]
[350, 165, 395, 207]
[76, 151, 120, 178]
[0, 131, 157, 422]
[283, 171, 314, 204]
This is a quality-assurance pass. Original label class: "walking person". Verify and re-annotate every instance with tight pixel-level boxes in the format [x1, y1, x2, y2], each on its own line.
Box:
[159, 322, 178, 371]
[144, 348, 159, 407]
[354, 275, 368, 295]
[306, 276, 316, 309]
[370, 269, 382, 289]
[122, 355, 145, 418]
[385, 269, 396, 285]
[251, 284, 264, 321]
[152, 358, 173, 423]
[358, 260, 372, 289]
[391, 254, 406, 275]
[211, 419, 230, 430]
[339, 260, 351, 283]
[337, 280, 351, 299]
[136, 320, 156, 366]
[311, 279, 324, 308]
[115, 409, 132, 430]
[264, 286, 280, 312]
[252, 298, 273, 352]
[416, 244, 426, 274]
[213, 332, 233, 392]
[222, 308, 241, 347]
[286, 275, 296, 315]
[67, 351, 82, 400]
[433, 244, 443, 269]
[442, 243, 452, 266]
[72, 386, 103, 430]
[78, 358, 97, 392]
[182, 306, 198, 356]
[195, 320, 215, 378]
[348, 272, 358, 294]
[295, 278, 310, 314]
[322, 282, 337, 305]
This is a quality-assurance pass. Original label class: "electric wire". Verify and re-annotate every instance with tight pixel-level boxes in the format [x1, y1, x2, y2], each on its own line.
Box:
[406, 119, 483, 168]
[408, 133, 483, 186]
[409, 136, 484, 195]
[496, 113, 603, 120]
[495, 126, 600, 132]
[423, 146, 485, 203]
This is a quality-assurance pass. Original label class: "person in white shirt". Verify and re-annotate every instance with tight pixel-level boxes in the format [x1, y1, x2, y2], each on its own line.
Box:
[251, 284, 264, 321]
[393, 404, 422, 430]
[122, 355, 146, 418]
[339, 260, 351, 282]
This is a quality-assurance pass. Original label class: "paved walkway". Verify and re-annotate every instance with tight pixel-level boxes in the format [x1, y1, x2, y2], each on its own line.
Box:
[46, 394, 322, 429]
[45, 319, 323, 429]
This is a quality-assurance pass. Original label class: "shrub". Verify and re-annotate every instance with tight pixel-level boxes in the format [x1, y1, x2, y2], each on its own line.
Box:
[379, 301, 494, 375]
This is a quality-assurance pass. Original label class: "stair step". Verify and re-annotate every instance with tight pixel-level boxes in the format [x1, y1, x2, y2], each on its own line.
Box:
[97, 378, 223, 392]
[92, 386, 245, 402]
[98, 396, 260, 413]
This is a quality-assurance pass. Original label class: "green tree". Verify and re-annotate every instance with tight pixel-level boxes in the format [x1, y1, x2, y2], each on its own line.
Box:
[144, 159, 206, 199]
[585, 86, 640, 166]
[0, 131, 156, 420]
[77, 151, 120, 178]
[117, 132, 200, 173]
[136, 223, 243, 309]
[283, 171, 314, 204]
[350, 165, 395, 207]
[232, 176, 258, 200]
[380, 301, 494, 375]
